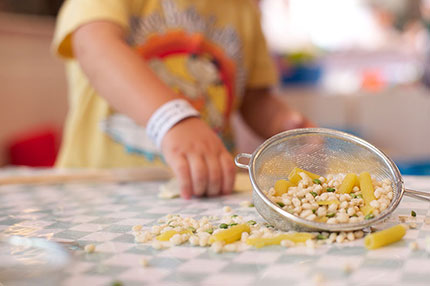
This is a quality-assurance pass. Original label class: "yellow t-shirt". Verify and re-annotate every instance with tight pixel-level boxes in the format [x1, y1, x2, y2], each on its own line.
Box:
[53, 0, 278, 168]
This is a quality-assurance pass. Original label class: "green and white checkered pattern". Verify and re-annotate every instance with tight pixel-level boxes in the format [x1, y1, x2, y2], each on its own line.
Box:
[0, 175, 429, 286]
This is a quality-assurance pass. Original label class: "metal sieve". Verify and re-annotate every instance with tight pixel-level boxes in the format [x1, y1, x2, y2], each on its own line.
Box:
[235, 128, 430, 232]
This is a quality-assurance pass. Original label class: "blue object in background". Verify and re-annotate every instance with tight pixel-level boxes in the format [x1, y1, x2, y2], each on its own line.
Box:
[280, 64, 323, 86]
[274, 52, 323, 86]
[396, 160, 430, 176]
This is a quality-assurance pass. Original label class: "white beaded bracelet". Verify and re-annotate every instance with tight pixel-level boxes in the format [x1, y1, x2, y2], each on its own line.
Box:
[146, 99, 200, 148]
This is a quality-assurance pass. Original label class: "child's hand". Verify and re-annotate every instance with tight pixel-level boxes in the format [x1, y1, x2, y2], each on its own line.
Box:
[161, 117, 236, 199]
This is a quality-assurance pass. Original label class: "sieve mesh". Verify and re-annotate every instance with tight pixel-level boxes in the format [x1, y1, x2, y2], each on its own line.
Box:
[243, 128, 404, 232]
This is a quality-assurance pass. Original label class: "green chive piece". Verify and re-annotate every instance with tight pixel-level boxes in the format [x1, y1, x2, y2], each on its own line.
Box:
[313, 179, 322, 185]
[357, 194, 363, 199]
[310, 191, 318, 197]
[188, 227, 196, 233]
[411, 210, 417, 217]
[229, 223, 238, 227]
[266, 224, 275, 228]
[352, 214, 358, 217]
[247, 220, 257, 225]
[219, 223, 228, 229]
[316, 234, 327, 240]
[205, 229, 214, 234]
[312, 209, 317, 214]
[350, 193, 357, 198]
[326, 213, 336, 218]
[249, 203, 255, 207]
[326, 188, 335, 192]
[276, 202, 285, 208]
[231, 214, 238, 218]
[364, 213, 375, 220]
[111, 281, 123, 286]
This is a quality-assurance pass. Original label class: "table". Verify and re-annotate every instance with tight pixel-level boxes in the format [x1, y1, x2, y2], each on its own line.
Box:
[0, 173, 429, 286]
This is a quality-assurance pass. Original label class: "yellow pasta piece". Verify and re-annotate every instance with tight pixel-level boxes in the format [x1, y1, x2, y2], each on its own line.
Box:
[156, 229, 191, 241]
[359, 172, 376, 203]
[209, 224, 250, 244]
[359, 172, 376, 216]
[364, 224, 407, 250]
[361, 205, 374, 216]
[315, 217, 328, 223]
[274, 179, 294, 196]
[317, 200, 340, 205]
[246, 233, 314, 248]
[338, 173, 358, 194]
[288, 167, 322, 185]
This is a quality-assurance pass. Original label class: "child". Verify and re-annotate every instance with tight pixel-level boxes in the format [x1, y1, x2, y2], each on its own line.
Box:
[53, 0, 314, 199]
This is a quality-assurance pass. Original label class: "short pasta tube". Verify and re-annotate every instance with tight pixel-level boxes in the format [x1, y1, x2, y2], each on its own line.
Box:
[156, 229, 192, 241]
[364, 224, 407, 249]
[338, 173, 358, 194]
[274, 179, 294, 196]
[209, 224, 250, 244]
[359, 172, 376, 215]
[288, 167, 321, 185]
[247, 232, 313, 248]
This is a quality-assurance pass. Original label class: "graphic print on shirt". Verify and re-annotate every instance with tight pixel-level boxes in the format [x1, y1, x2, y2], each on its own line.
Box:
[100, 0, 246, 160]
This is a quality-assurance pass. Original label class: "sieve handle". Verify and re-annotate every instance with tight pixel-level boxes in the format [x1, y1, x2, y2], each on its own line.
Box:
[404, 188, 430, 202]
[234, 153, 252, 170]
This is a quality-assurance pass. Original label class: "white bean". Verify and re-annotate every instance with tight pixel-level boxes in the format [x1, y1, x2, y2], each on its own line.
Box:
[302, 203, 312, 210]
[317, 207, 327, 217]
[337, 213, 349, 223]
[346, 232, 355, 241]
[354, 230, 364, 239]
[347, 207, 355, 216]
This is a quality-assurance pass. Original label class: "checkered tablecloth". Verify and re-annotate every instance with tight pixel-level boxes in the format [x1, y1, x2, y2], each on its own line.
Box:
[0, 173, 429, 286]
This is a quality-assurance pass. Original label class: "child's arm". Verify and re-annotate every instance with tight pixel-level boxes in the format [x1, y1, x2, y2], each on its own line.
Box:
[239, 88, 315, 138]
[72, 21, 235, 198]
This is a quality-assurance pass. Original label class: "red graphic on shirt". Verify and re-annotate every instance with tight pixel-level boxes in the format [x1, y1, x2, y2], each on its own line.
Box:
[135, 30, 236, 133]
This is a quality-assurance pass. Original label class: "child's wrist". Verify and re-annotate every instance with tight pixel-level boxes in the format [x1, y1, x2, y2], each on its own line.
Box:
[146, 99, 200, 148]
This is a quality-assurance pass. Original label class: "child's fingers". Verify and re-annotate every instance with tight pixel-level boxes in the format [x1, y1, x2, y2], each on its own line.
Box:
[204, 154, 222, 197]
[220, 152, 236, 195]
[187, 153, 208, 197]
[167, 154, 192, 199]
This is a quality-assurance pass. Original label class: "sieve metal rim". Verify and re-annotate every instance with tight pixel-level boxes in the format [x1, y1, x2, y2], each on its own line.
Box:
[240, 127, 405, 232]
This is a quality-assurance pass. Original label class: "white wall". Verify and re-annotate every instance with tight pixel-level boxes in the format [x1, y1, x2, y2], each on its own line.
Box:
[277, 87, 430, 161]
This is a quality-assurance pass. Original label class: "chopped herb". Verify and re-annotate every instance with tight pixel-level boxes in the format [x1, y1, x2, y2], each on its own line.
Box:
[229, 223, 238, 227]
[352, 214, 358, 217]
[247, 220, 257, 225]
[357, 194, 363, 199]
[313, 179, 322, 185]
[111, 281, 123, 286]
[231, 214, 238, 218]
[249, 203, 255, 207]
[326, 213, 336, 218]
[316, 234, 327, 240]
[188, 227, 196, 233]
[350, 193, 357, 198]
[326, 188, 336, 192]
[276, 202, 285, 208]
[219, 223, 228, 229]
[364, 214, 375, 220]
[205, 229, 214, 234]
[411, 210, 417, 217]
[312, 209, 317, 214]
[310, 191, 318, 197]
[266, 224, 275, 228]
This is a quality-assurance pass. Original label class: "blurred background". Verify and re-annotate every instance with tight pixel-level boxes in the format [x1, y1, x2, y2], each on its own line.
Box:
[0, 0, 429, 175]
